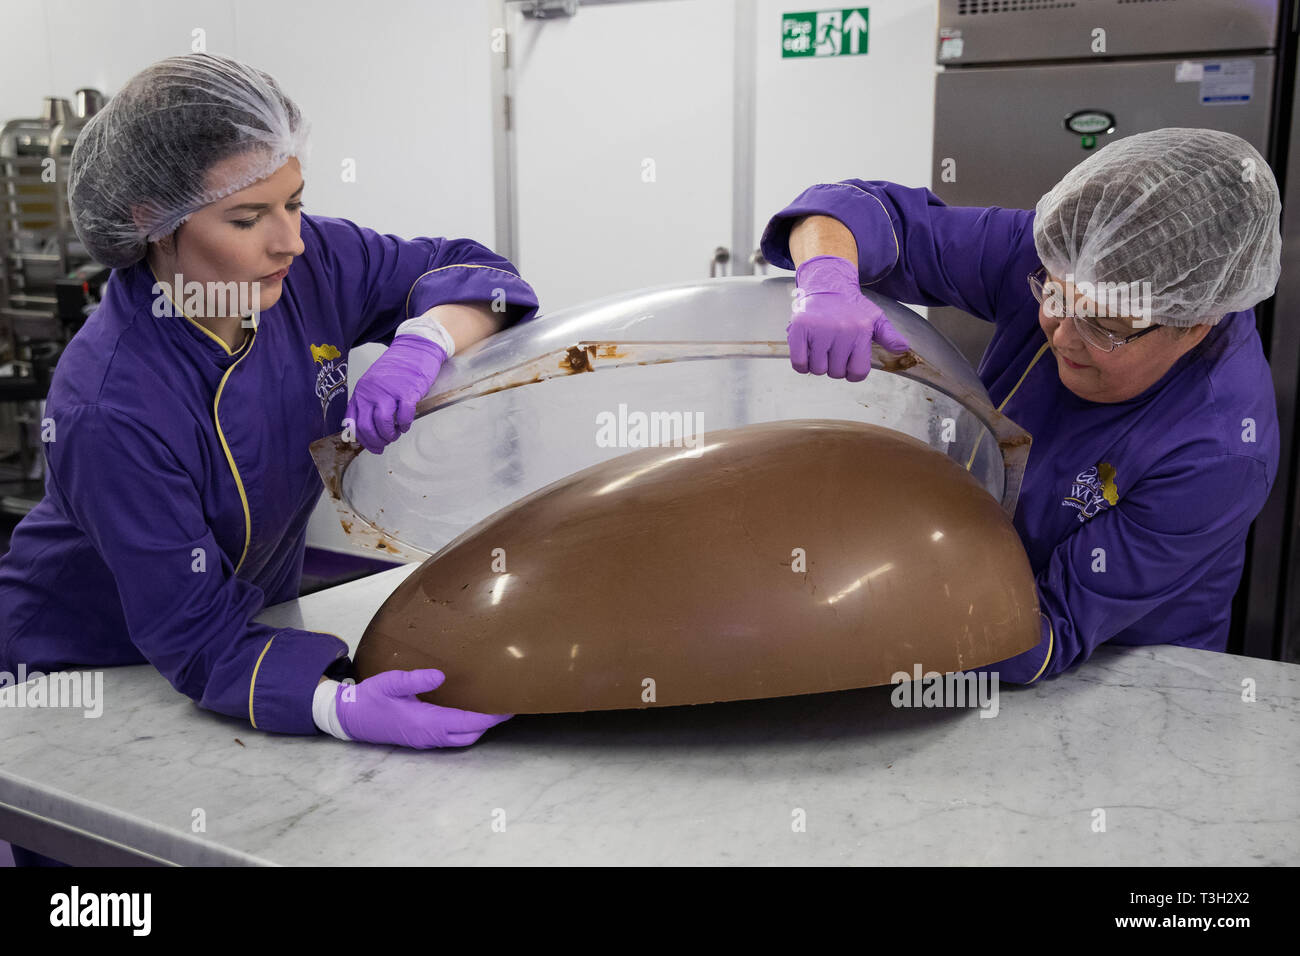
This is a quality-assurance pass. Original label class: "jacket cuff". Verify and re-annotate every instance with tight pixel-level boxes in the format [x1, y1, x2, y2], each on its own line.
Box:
[986, 613, 1054, 685]
[406, 264, 540, 329]
[247, 630, 350, 735]
[759, 181, 900, 283]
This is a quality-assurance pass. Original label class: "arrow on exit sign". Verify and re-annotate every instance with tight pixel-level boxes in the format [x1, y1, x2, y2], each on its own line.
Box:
[782, 8, 870, 58]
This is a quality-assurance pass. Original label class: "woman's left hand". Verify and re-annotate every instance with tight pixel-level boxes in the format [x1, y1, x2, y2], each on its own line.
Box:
[345, 335, 447, 454]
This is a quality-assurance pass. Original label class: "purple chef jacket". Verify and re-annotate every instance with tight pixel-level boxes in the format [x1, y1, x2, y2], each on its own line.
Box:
[0, 213, 539, 733]
[761, 180, 1278, 683]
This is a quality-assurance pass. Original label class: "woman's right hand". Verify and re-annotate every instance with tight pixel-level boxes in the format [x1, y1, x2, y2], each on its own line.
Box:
[789, 254, 909, 381]
[336, 669, 511, 749]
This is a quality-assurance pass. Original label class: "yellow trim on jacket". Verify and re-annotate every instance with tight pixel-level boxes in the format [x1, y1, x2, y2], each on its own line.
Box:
[249, 636, 276, 729]
[966, 339, 1052, 471]
[857, 188, 901, 285]
[213, 330, 257, 573]
[148, 265, 256, 570]
[148, 265, 249, 357]
[1025, 614, 1054, 684]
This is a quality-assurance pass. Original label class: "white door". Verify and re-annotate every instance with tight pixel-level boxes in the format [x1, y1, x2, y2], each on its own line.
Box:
[508, 0, 737, 314]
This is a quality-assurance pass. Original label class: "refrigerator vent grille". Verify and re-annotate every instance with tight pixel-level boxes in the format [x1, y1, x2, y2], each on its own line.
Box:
[957, 1, 1079, 13]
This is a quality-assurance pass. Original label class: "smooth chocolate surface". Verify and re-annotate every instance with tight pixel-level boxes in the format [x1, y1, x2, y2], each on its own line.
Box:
[353, 419, 1040, 713]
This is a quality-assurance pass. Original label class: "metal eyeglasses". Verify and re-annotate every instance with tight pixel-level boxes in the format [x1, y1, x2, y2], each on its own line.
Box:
[1028, 268, 1161, 353]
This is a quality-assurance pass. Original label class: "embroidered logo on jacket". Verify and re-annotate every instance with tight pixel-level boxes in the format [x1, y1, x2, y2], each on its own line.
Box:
[1063, 462, 1119, 522]
[312, 343, 347, 419]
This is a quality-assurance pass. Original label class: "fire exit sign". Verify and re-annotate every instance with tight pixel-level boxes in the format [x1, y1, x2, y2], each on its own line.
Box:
[782, 9, 869, 58]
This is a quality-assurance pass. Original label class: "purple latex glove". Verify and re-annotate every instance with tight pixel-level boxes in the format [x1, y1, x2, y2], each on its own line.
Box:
[336, 669, 512, 749]
[345, 335, 447, 454]
[789, 255, 909, 381]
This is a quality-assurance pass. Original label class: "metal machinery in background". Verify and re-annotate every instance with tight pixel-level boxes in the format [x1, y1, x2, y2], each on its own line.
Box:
[931, 0, 1296, 662]
[0, 88, 110, 516]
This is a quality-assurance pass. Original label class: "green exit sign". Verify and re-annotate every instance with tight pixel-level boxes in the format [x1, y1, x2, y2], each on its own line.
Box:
[782, 8, 869, 58]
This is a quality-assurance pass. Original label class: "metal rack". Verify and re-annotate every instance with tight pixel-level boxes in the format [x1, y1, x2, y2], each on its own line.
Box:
[0, 155, 77, 343]
[0, 91, 103, 516]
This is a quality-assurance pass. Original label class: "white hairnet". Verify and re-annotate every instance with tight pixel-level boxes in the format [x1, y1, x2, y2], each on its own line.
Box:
[1033, 128, 1281, 326]
[68, 53, 311, 268]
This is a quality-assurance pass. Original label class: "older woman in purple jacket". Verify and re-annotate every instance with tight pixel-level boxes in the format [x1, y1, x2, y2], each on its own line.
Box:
[762, 128, 1282, 685]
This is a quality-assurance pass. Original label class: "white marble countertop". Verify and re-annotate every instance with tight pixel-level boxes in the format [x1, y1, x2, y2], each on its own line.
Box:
[1, 563, 1297, 866]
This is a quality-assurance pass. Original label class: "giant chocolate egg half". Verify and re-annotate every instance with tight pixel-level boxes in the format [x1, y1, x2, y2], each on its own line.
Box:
[354, 419, 1040, 713]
